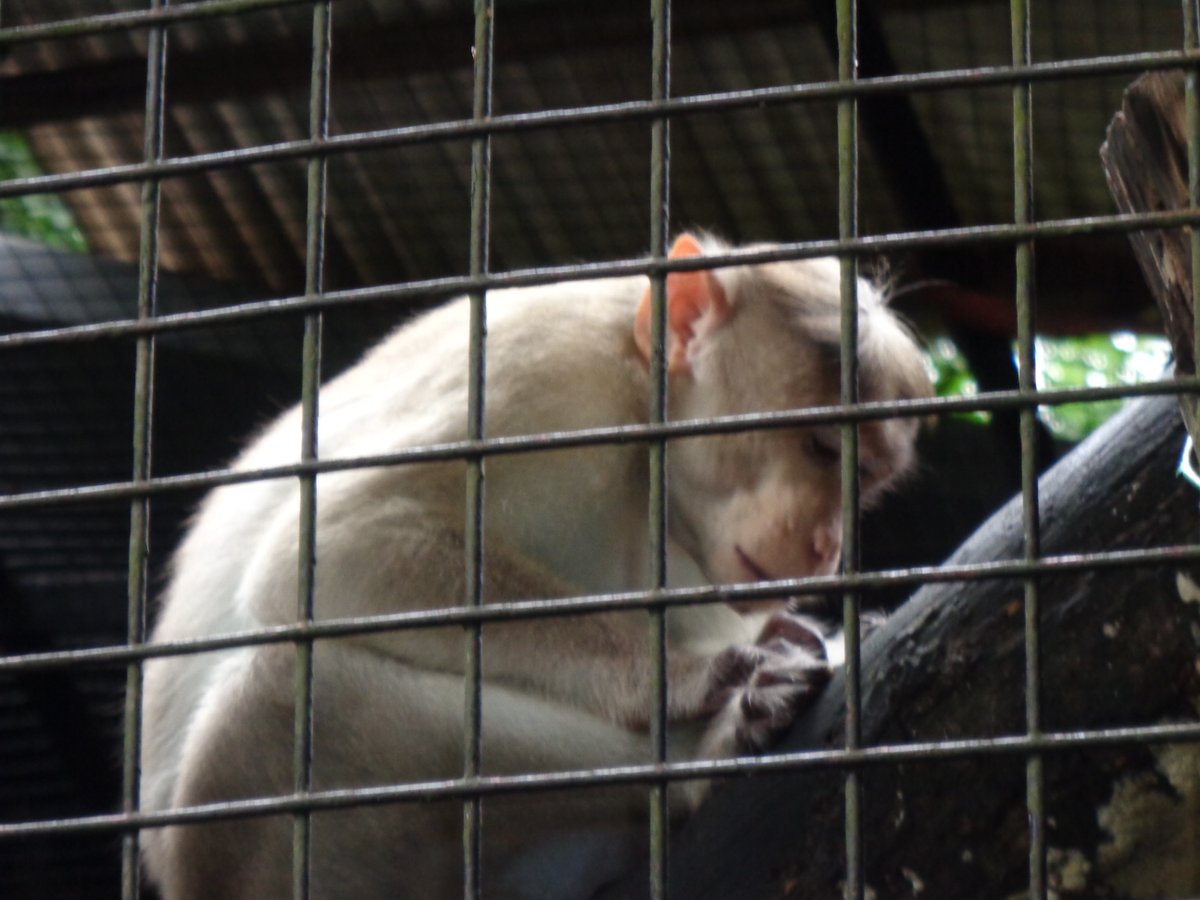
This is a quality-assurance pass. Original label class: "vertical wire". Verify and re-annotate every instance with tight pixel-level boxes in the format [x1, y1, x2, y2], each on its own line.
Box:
[1011, 0, 1045, 896]
[463, 2, 493, 897]
[1185, 1, 1200, 420]
[121, 3, 167, 897]
[291, 4, 330, 899]
[1182, 25, 1200, 900]
[648, 0, 672, 897]
[835, 0, 863, 896]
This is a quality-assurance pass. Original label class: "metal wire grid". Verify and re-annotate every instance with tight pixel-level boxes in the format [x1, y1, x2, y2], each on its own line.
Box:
[463, 2, 493, 892]
[1010, 0, 1049, 892]
[647, 2, 672, 894]
[0, 2, 1199, 900]
[834, 3, 869, 893]
[117, 3, 165, 895]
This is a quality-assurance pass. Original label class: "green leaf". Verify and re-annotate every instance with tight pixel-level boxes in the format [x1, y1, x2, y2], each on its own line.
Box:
[926, 333, 1171, 441]
[0, 132, 88, 253]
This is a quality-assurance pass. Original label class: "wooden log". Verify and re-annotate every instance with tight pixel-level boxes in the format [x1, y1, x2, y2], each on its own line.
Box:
[598, 70, 1200, 900]
[604, 393, 1200, 899]
[1101, 70, 1198, 436]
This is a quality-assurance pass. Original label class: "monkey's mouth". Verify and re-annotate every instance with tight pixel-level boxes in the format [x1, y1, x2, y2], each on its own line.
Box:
[735, 546, 773, 583]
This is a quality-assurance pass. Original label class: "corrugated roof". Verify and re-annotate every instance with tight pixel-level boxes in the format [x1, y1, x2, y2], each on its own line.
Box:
[1, 0, 1172, 312]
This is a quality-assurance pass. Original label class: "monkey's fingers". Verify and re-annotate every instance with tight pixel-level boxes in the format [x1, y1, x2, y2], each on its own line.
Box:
[750, 660, 831, 690]
[695, 641, 798, 719]
[733, 688, 803, 753]
[756, 610, 828, 661]
[733, 666, 830, 753]
[707, 644, 772, 687]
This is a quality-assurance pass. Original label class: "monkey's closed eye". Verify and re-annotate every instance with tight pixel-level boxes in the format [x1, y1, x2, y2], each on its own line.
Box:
[807, 433, 888, 485]
[807, 433, 841, 466]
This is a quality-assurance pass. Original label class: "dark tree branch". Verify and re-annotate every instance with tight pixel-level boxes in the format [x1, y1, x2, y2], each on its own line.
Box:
[605, 393, 1200, 899]
[602, 68, 1200, 900]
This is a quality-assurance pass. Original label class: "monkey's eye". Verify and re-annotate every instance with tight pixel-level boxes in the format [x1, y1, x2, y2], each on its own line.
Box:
[808, 433, 888, 485]
[858, 457, 886, 488]
[807, 433, 841, 465]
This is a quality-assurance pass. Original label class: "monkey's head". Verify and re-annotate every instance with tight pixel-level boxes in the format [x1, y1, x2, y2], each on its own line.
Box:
[634, 233, 932, 608]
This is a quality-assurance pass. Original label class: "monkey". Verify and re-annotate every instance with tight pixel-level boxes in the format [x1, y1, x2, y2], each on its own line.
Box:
[138, 233, 932, 899]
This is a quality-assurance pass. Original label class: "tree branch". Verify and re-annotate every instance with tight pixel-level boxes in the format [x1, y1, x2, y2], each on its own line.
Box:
[607, 394, 1200, 898]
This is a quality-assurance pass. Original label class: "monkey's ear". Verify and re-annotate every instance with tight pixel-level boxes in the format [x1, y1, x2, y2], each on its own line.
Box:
[634, 233, 730, 375]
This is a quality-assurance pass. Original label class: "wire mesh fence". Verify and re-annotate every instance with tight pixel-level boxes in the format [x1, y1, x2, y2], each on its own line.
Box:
[1, 1, 1199, 899]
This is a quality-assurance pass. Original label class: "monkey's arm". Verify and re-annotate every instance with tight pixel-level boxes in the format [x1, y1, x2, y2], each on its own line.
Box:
[234, 490, 785, 732]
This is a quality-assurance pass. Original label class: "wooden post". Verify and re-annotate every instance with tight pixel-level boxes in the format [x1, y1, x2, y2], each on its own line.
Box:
[1101, 70, 1198, 436]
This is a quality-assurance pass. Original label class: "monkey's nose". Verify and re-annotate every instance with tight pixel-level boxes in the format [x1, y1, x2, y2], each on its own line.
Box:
[811, 527, 842, 571]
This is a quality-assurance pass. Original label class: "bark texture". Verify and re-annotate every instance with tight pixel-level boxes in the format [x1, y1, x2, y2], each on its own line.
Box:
[605, 394, 1200, 899]
[1101, 69, 1196, 435]
[603, 71, 1200, 899]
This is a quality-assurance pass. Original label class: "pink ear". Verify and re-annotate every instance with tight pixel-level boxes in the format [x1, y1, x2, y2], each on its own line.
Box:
[634, 234, 730, 374]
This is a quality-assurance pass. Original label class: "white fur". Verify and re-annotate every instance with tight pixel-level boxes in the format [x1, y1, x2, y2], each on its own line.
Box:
[140, 240, 930, 899]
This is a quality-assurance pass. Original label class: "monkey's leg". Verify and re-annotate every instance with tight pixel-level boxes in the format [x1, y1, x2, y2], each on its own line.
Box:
[239, 496, 743, 728]
[159, 640, 666, 900]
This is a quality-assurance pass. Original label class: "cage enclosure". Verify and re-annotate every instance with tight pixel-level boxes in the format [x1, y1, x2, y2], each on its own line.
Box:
[1, 2, 1199, 899]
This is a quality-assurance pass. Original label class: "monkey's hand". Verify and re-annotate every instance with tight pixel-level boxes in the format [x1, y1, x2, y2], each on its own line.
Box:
[681, 613, 830, 810]
[694, 611, 831, 759]
[734, 610, 831, 754]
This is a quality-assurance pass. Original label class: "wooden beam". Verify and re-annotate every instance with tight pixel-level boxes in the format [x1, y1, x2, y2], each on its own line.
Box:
[1, 0, 818, 128]
[1101, 70, 1197, 438]
[604, 392, 1200, 899]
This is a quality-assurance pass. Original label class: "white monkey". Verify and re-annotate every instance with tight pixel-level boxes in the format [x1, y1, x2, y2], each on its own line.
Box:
[139, 233, 931, 899]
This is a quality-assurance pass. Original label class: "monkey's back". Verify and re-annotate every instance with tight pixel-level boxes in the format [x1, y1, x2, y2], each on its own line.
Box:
[140, 273, 652, 846]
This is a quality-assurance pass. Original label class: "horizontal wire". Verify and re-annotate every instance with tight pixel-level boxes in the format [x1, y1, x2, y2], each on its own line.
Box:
[0, 377, 1195, 511]
[3, 8, 1196, 862]
[2, 542, 1197, 676]
[4, 718, 1200, 841]
[0, 0, 309, 46]
[4, 206, 1200, 349]
[0, 49, 1196, 203]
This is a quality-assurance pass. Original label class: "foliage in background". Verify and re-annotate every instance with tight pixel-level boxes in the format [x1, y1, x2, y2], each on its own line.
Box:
[1035, 332, 1171, 442]
[927, 333, 1171, 442]
[927, 337, 990, 426]
[0, 132, 87, 253]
